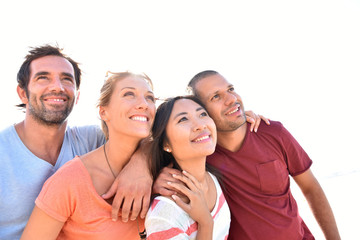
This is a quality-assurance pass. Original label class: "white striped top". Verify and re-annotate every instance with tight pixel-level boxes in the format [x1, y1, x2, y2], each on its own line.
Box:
[145, 173, 231, 239]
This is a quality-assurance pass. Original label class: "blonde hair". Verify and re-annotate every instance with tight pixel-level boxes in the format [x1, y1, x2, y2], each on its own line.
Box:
[97, 71, 154, 140]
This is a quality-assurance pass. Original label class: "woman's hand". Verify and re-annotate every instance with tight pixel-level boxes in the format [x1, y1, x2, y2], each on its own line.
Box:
[169, 171, 213, 240]
[245, 110, 270, 132]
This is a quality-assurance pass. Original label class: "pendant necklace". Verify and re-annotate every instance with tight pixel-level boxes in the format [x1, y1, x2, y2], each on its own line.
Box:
[103, 142, 146, 239]
[103, 142, 116, 178]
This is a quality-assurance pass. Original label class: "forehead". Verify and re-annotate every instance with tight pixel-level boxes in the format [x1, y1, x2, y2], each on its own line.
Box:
[115, 75, 153, 92]
[172, 99, 202, 114]
[30, 55, 74, 76]
[196, 74, 231, 97]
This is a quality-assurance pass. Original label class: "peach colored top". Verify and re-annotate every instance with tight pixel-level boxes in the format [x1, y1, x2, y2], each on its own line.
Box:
[36, 156, 144, 240]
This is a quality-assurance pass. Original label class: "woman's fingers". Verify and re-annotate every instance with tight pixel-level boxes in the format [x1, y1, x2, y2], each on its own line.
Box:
[182, 171, 202, 189]
[171, 194, 190, 212]
[167, 181, 193, 198]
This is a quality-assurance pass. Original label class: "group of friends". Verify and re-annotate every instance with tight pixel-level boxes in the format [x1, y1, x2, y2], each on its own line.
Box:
[0, 45, 341, 239]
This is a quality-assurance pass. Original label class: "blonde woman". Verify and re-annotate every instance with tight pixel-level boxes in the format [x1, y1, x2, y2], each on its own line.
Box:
[21, 72, 155, 240]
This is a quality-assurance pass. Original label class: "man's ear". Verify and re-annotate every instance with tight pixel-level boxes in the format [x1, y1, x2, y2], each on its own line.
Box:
[17, 85, 28, 105]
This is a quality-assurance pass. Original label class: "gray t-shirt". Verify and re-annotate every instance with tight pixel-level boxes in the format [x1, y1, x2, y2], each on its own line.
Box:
[0, 124, 105, 240]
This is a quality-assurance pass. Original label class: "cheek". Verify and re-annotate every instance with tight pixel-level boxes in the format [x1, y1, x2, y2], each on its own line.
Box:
[28, 92, 38, 102]
[205, 104, 220, 118]
[167, 129, 187, 150]
[209, 122, 217, 141]
[210, 117, 223, 129]
[208, 120, 217, 131]
[208, 110, 222, 123]
[236, 95, 244, 106]
[149, 106, 156, 118]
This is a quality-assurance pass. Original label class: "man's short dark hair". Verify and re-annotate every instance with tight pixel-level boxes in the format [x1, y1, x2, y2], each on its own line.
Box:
[16, 44, 81, 108]
[187, 70, 219, 98]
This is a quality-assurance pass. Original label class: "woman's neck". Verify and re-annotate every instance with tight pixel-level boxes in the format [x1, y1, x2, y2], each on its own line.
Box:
[177, 157, 208, 183]
[176, 156, 216, 212]
[105, 135, 141, 175]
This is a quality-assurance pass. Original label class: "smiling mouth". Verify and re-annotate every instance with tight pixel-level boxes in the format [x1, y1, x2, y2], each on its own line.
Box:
[193, 135, 210, 142]
[130, 116, 148, 122]
[42, 93, 68, 103]
[226, 106, 240, 115]
[45, 98, 66, 102]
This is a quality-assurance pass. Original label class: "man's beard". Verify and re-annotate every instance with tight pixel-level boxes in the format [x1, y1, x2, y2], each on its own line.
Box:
[28, 93, 75, 126]
[216, 111, 247, 132]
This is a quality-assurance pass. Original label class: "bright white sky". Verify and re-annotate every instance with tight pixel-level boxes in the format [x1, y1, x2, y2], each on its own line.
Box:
[1, 0, 359, 238]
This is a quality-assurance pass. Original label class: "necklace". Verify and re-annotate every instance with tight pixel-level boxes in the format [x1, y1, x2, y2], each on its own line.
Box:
[104, 143, 146, 239]
[103, 142, 116, 178]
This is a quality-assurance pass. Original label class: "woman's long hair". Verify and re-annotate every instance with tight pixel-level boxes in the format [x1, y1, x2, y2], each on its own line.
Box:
[150, 95, 222, 183]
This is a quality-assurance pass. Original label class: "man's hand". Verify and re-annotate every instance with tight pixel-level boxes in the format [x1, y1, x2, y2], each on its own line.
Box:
[152, 165, 182, 196]
[245, 110, 270, 132]
[102, 150, 152, 222]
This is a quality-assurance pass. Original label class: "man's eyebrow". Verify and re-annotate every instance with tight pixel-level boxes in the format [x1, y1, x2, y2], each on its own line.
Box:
[207, 84, 233, 98]
[206, 90, 219, 99]
[33, 72, 75, 79]
[33, 71, 50, 77]
[61, 72, 75, 79]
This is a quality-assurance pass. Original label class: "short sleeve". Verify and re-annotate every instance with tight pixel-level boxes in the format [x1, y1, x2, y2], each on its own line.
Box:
[279, 124, 312, 176]
[35, 160, 80, 222]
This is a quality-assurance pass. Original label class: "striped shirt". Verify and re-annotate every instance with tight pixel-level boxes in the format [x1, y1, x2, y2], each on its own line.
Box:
[145, 173, 230, 239]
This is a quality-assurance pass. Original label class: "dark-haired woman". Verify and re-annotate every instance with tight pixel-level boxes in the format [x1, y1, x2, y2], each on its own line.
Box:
[145, 96, 231, 240]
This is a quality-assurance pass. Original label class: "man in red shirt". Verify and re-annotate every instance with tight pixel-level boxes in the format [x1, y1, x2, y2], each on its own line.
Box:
[154, 70, 340, 239]
[185, 70, 340, 240]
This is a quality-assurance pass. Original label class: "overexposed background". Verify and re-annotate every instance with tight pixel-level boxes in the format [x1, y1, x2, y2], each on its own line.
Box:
[1, 1, 359, 239]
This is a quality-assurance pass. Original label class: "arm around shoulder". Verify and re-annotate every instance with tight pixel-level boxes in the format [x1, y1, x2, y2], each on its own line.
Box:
[102, 138, 153, 222]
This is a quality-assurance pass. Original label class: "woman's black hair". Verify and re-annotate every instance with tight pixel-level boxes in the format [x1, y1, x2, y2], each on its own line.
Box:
[150, 95, 222, 184]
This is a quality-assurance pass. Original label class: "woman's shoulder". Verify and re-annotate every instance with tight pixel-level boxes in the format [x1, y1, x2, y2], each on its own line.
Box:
[42, 156, 88, 190]
[54, 156, 84, 177]
[208, 172, 222, 193]
[149, 196, 179, 212]
[146, 196, 195, 234]
[147, 196, 190, 220]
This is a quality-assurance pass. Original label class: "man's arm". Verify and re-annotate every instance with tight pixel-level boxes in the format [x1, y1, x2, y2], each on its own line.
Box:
[293, 169, 341, 240]
[153, 111, 269, 197]
[102, 140, 153, 222]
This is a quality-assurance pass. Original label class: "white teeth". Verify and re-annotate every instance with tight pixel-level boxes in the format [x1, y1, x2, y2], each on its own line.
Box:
[131, 116, 147, 122]
[52, 99, 64, 102]
[227, 107, 239, 115]
[194, 135, 210, 142]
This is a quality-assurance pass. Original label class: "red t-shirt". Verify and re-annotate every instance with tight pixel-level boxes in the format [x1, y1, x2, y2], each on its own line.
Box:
[207, 121, 314, 240]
